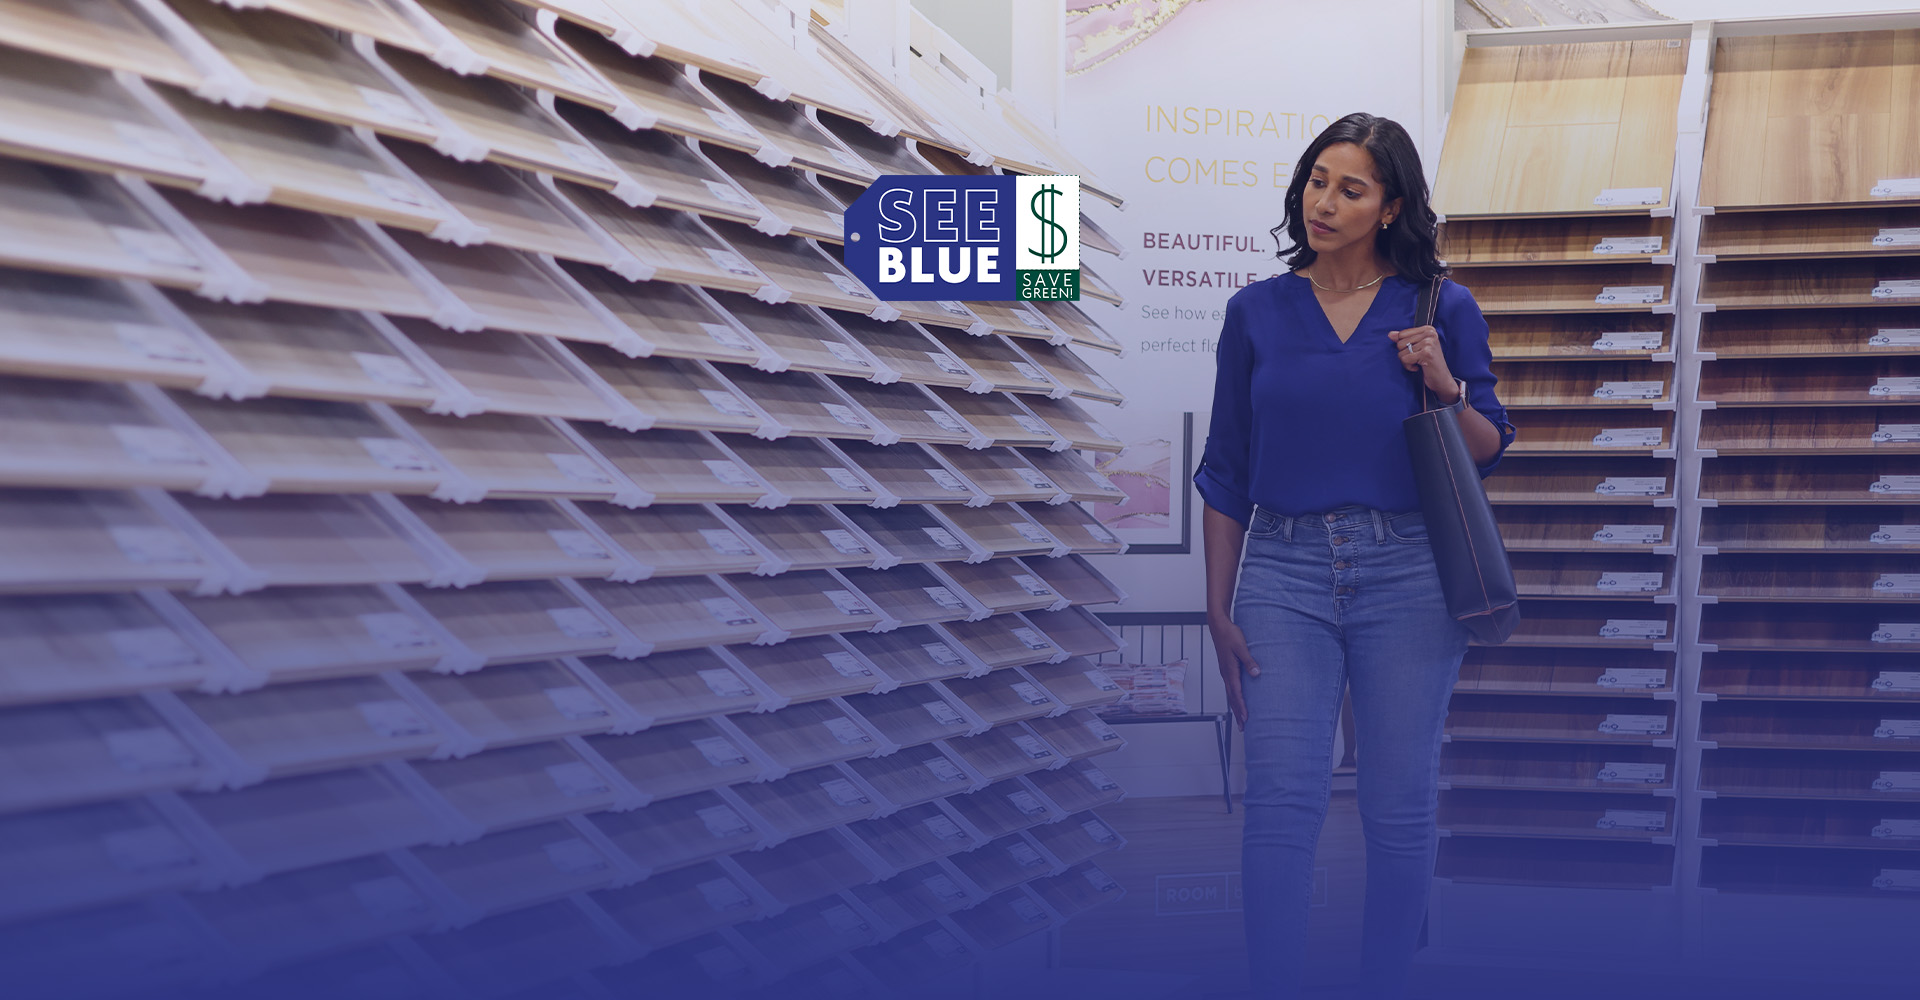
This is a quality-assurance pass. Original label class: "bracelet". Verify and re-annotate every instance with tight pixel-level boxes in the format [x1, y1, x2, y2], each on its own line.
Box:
[1439, 378, 1468, 412]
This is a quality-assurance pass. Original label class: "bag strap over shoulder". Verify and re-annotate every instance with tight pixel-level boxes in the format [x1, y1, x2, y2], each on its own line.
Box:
[1411, 274, 1445, 410]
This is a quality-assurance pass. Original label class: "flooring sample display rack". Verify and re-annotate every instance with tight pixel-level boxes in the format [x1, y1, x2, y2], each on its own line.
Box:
[0, 2, 1133, 997]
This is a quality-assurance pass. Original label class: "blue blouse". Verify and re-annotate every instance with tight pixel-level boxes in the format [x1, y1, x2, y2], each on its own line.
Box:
[1193, 272, 1515, 524]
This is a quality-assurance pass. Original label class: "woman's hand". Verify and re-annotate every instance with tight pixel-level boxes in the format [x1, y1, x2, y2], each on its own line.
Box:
[1208, 613, 1257, 731]
[1389, 324, 1458, 401]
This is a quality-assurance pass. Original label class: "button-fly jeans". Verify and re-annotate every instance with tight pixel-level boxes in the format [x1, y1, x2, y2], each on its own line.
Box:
[1234, 505, 1469, 998]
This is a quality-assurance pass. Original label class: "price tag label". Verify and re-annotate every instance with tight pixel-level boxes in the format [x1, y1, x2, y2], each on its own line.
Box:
[698, 667, 753, 698]
[358, 699, 431, 738]
[1012, 734, 1054, 759]
[1086, 717, 1121, 741]
[353, 613, 434, 656]
[824, 341, 870, 368]
[547, 452, 611, 483]
[1874, 771, 1920, 791]
[1598, 810, 1667, 831]
[822, 402, 871, 429]
[546, 607, 612, 639]
[1086, 522, 1120, 543]
[923, 586, 967, 610]
[936, 300, 973, 317]
[1082, 818, 1118, 842]
[1083, 669, 1121, 692]
[821, 529, 870, 555]
[110, 227, 200, 270]
[828, 273, 872, 299]
[1012, 627, 1054, 650]
[1595, 285, 1664, 305]
[925, 929, 967, 958]
[1874, 228, 1920, 248]
[1011, 522, 1053, 544]
[924, 409, 969, 433]
[924, 700, 965, 725]
[1596, 668, 1668, 689]
[1596, 477, 1666, 496]
[821, 903, 868, 937]
[1084, 868, 1120, 892]
[1594, 381, 1664, 399]
[702, 459, 758, 487]
[821, 777, 869, 806]
[824, 651, 871, 678]
[823, 466, 871, 492]
[701, 596, 757, 627]
[1008, 841, 1046, 867]
[1596, 572, 1664, 592]
[112, 425, 203, 466]
[925, 467, 970, 491]
[692, 735, 749, 767]
[1011, 361, 1050, 383]
[1872, 869, 1920, 891]
[357, 85, 428, 124]
[703, 179, 755, 208]
[699, 387, 755, 416]
[1873, 477, 1920, 495]
[926, 351, 969, 376]
[1870, 329, 1920, 347]
[548, 529, 611, 560]
[352, 877, 426, 919]
[358, 436, 435, 471]
[1599, 714, 1667, 735]
[925, 757, 966, 782]
[1598, 761, 1666, 784]
[1873, 424, 1920, 443]
[543, 837, 607, 875]
[546, 761, 609, 797]
[116, 324, 203, 364]
[1873, 525, 1920, 545]
[1593, 236, 1663, 254]
[1600, 619, 1667, 639]
[1872, 819, 1920, 839]
[825, 716, 872, 745]
[106, 728, 195, 772]
[698, 528, 754, 556]
[703, 248, 758, 277]
[1872, 178, 1920, 197]
[103, 827, 195, 873]
[108, 526, 198, 565]
[1591, 331, 1663, 352]
[1013, 415, 1055, 437]
[1083, 766, 1120, 790]
[1016, 468, 1056, 490]
[1011, 897, 1049, 923]
[1593, 187, 1663, 206]
[825, 589, 873, 616]
[1012, 574, 1054, 597]
[924, 873, 968, 900]
[106, 627, 200, 671]
[349, 351, 428, 388]
[1594, 524, 1664, 544]
[1872, 671, 1920, 692]
[923, 815, 966, 840]
[695, 324, 753, 356]
[697, 804, 752, 838]
[1593, 428, 1663, 448]
[544, 685, 609, 721]
[923, 642, 965, 666]
[1873, 280, 1920, 300]
[1006, 789, 1047, 815]
[1870, 377, 1920, 396]
[698, 877, 753, 911]
[1873, 623, 1920, 643]
[703, 108, 756, 136]
[922, 527, 965, 550]
[1011, 681, 1051, 705]
[1875, 574, 1920, 594]
[1874, 719, 1920, 739]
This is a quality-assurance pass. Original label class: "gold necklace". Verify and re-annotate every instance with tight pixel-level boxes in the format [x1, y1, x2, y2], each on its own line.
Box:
[1302, 268, 1386, 293]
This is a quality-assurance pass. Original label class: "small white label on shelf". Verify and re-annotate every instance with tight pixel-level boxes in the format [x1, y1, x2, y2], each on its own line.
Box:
[1011, 896, 1050, 923]
[1007, 790, 1047, 815]
[699, 388, 755, 416]
[1875, 574, 1920, 594]
[1874, 771, 1920, 791]
[1873, 424, 1920, 443]
[352, 877, 427, 919]
[1600, 619, 1667, 639]
[1013, 415, 1055, 436]
[1596, 572, 1665, 593]
[925, 467, 970, 491]
[102, 827, 195, 873]
[543, 837, 606, 875]
[1011, 681, 1051, 705]
[697, 804, 752, 838]
[356, 86, 428, 124]
[697, 877, 753, 911]
[1872, 819, 1920, 839]
[1012, 734, 1054, 759]
[1085, 522, 1121, 543]
[358, 170, 427, 207]
[555, 140, 605, 168]
[1008, 841, 1046, 867]
[1594, 286, 1664, 305]
[822, 402, 871, 430]
[1873, 280, 1920, 300]
[828, 273, 872, 299]
[703, 179, 755, 208]
[1012, 522, 1053, 544]
[1596, 477, 1666, 497]
[702, 108, 756, 136]
[107, 525, 197, 565]
[106, 627, 200, 672]
[1598, 810, 1667, 831]
[694, 945, 749, 982]
[1873, 525, 1920, 545]
[702, 459, 758, 487]
[826, 147, 867, 171]
[1084, 669, 1122, 692]
[1872, 178, 1920, 197]
[924, 409, 969, 434]
[923, 873, 968, 901]
[358, 699, 431, 739]
[1084, 868, 1120, 892]
[548, 529, 611, 560]
[925, 757, 967, 782]
[1874, 477, 1920, 497]
[1010, 361, 1049, 383]
[820, 777, 870, 806]
[822, 903, 868, 937]
[699, 323, 753, 352]
[821, 529, 870, 555]
[1016, 469, 1057, 490]
[923, 700, 965, 725]
[924, 586, 967, 610]
[111, 425, 203, 466]
[1874, 228, 1920, 248]
[1082, 819, 1118, 843]
[695, 529, 754, 558]
[112, 121, 193, 161]
[703, 248, 758, 277]
[1012, 627, 1054, 650]
[1014, 310, 1053, 331]
[350, 351, 428, 388]
[923, 814, 966, 840]
[936, 300, 972, 317]
[825, 589, 873, 616]
[1872, 869, 1920, 892]
[1592, 236, 1663, 255]
[825, 716, 872, 745]
[1086, 717, 1122, 741]
[1599, 714, 1668, 735]
[1872, 671, 1920, 692]
[1598, 762, 1667, 784]
[1596, 668, 1668, 689]
[1594, 524, 1664, 544]
[1593, 187, 1663, 206]
[692, 735, 749, 767]
[110, 227, 200, 270]
[357, 611, 433, 649]
[700, 596, 757, 627]
[1593, 428, 1663, 448]
[1591, 331, 1664, 352]
[544, 685, 609, 721]
[1872, 623, 1920, 643]
[926, 351, 969, 376]
[923, 642, 965, 667]
[549, 602, 606, 637]
[1870, 377, 1920, 396]
[1874, 720, 1920, 739]
[116, 324, 202, 364]
[699, 667, 754, 698]
[824, 651, 871, 678]
[105, 728, 194, 773]
[1593, 381, 1664, 400]
[922, 527, 965, 551]
[822, 466, 871, 492]
[1012, 574, 1053, 597]
[547, 452, 611, 484]
[545, 761, 609, 797]
[925, 928, 968, 958]
[824, 341, 870, 368]
[358, 436, 435, 472]
[1870, 328, 1920, 347]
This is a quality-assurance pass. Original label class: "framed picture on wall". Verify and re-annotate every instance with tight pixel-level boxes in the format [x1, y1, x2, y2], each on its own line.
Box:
[1088, 411, 1193, 554]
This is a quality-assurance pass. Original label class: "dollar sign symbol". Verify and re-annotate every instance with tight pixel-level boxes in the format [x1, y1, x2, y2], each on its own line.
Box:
[1030, 183, 1068, 263]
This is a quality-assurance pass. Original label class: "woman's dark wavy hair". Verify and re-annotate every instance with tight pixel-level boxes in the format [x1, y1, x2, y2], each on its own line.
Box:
[1271, 112, 1444, 282]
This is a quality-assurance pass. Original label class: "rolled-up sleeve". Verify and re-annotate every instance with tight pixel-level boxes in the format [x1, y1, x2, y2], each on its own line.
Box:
[1438, 280, 1516, 477]
[1193, 295, 1255, 526]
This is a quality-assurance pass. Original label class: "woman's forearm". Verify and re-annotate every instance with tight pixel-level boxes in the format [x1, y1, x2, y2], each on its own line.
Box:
[1455, 402, 1503, 466]
[1203, 503, 1248, 620]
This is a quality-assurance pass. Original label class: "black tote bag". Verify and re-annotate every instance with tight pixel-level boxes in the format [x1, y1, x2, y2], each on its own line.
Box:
[1404, 276, 1519, 644]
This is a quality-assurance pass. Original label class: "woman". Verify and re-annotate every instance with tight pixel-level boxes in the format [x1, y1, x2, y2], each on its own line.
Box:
[1193, 113, 1515, 998]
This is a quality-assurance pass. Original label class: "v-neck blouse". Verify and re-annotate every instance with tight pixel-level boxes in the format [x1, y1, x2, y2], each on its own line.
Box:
[1193, 272, 1514, 523]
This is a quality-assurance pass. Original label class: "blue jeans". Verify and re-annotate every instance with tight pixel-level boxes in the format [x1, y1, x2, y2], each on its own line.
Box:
[1234, 505, 1469, 999]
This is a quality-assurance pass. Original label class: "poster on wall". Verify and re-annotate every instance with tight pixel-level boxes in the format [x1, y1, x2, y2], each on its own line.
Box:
[1089, 412, 1193, 553]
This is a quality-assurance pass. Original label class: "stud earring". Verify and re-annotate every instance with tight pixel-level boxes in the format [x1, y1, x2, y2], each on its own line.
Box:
[1381, 221, 1390, 230]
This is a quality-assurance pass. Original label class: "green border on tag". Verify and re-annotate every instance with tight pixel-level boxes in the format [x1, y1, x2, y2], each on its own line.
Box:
[1017, 269, 1080, 301]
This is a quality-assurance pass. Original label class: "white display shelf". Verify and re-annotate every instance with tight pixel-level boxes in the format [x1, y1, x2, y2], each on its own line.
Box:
[0, 271, 234, 394]
[0, 378, 238, 496]
[838, 626, 984, 686]
[826, 385, 977, 451]
[725, 697, 890, 774]
[0, 795, 216, 924]
[549, 95, 767, 225]
[694, 145, 845, 243]
[0, 488, 226, 595]
[718, 435, 893, 506]
[173, 583, 463, 683]
[564, 426, 768, 506]
[937, 723, 1060, 785]
[399, 579, 624, 666]
[582, 717, 767, 806]
[0, 694, 228, 815]
[175, 672, 449, 777]
[1024, 760, 1127, 817]
[847, 802, 980, 879]
[410, 0, 619, 111]
[171, 492, 441, 588]
[1023, 657, 1127, 714]
[727, 635, 891, 706]
[0, 158, 223, 290]
[706, 293, 884, 381]
[841, 683, 977, 748]
[930, 446, 1066, 505]
[181, 764, 450, 879]
[726, 828, 882, 911]
[836, 564, 986, 628]
[723, 569, 896, 638]
[0, 48, 212, 189]
[1023, 711, 1126, 762]
[717, 365, 893, 444]
[408, 819, 624, 920]
[0, 593, 231, 707]
[938, 614, 1070, 670]
[837, 504, 987, 565]
[582, 791, 763, 878]
[726, 764, 883, 845]
[939, 559, 1067, 617]
[565, 346, 773, 435]
[387, 411, 640, 504]
[844, 743, 979, 813]
[406, 658, 621, 753]
[1020, 606, 1125, 660]
[1016, 502, 1126, 556]
[933, 505, 1059, 561]
[720, 503, 894, 574]
[170, 297, 448, 407]
[576, 648, 770, 728]
[572, 575, 774, 656]
[402, 736, 623, 836]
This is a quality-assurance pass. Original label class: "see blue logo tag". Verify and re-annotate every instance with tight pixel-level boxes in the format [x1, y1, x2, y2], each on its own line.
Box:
[842, 175, 1080, 301]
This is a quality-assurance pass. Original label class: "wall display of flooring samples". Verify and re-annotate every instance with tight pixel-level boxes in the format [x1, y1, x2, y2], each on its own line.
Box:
[0, 2, 1129, 997]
